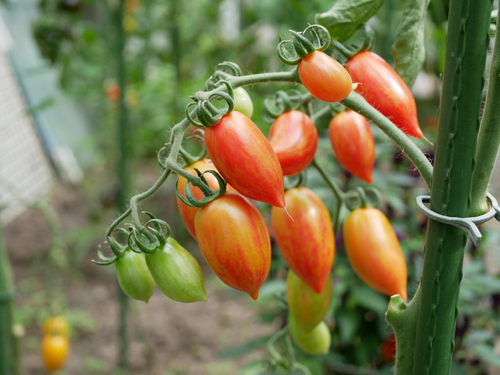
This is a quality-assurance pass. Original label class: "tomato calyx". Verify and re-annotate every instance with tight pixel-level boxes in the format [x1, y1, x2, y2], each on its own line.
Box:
[186, 80, 234, 128]
[158, 130, 207, 169]
[205, 61, 242, 90]
[262, 90, 303, 124]
[277, 24, 330, 65]
[175, 168, 227, 208]
[283, 171, 305, 191]
[93, 212, 171, 265]
[331, 23, 375, 61]
[344, 186, 382, 210]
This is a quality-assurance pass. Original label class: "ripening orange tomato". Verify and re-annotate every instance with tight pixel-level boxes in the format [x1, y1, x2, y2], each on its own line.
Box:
[329, 110, 375, 183]
[42, 316, 69, 337]
[343, 207, 407, 300]
[271, 187, 334, 293]
[345, 51, 423, 138]
[105, 83, 121, 103]
[204, 111, 285, 207]
[195, 192, 271, 300]
[42, 335, 69, 373]
[176, 158, 231, 240]
[268, 110, 318, 176]
[299, 51, 353, 102]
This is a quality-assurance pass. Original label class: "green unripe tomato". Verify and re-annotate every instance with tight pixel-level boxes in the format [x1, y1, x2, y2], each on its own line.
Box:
[233, 87, 253, 118]
[116, 248, 156, 303]
[145, 237, 207, 303]
[288, 315, 331, 355]
[287, 270, 332, 331]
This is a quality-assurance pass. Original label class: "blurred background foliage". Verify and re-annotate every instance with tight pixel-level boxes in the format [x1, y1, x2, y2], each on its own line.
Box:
[2, 0, 496, 373]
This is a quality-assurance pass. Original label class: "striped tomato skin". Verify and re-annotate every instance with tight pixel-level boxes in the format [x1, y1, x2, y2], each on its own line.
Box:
[194, 192, 271, 300]
[204, 111, 285, 207]
[345, 51, 423, 138]
[343, 207, 408, 301]
[176, 159, 223, 240]
[269, 110, 318, 176]
[329, 110, 375, 184]
[271, 187, 335, 293]
[299, 51, 353, 103]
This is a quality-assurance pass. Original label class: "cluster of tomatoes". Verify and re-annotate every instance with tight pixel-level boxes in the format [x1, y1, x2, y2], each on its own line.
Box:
[110, 25, 421, 356]
[41, 316, 70, 373]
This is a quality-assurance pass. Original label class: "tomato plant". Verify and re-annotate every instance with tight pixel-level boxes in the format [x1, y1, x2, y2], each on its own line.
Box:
[345, 51, 424, 138]
[329, 110, 375, 183]
[299, 51, 353, 103]
[287, 270, 332, 332]
[343, 206, 407, 300]
[145, 237, 207, 303]
[271, 187, 334, 293]
[268, 110, 318, 176]
[195, 192, 271, 300]
[204, 111, 285, 207]
[41, 334, 69, 373]
[115, 248, 156, 303]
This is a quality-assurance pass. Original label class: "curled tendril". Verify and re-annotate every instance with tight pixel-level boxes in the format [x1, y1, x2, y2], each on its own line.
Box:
[204, 62, 242, 90]
[175, 169, 227, 208]
[216, 61, 242, 76]
[93, 228, 131, 265]
[92, 245, 118, 266]
[277, 24, 332, 65]
[345, 186, 382, 210]
[157, 146, 169, 169]
[262, 90, 304, 123]
[185, 81, 235, 128]
[284, 171, 306, 190]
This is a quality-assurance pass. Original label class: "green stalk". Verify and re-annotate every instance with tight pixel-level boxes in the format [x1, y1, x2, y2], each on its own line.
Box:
[0, 225, 14, 375]
[116, 0, 129, 370]
[469, 28, 500, 216]
[412, 1, 492, 374]
[342, 92, 433, 190]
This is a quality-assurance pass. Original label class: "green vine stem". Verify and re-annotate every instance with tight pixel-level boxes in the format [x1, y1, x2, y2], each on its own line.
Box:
[386, 285, 421, 375]
[342, 92, 433, 190]
[412, 0, 493, 374]
[469, 25, 500, 216]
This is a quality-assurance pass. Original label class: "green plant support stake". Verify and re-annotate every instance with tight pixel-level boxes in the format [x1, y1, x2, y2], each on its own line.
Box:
[0, 225, 14, 375]
[116, 0, 130, 370]
[412, 0, 493, 374]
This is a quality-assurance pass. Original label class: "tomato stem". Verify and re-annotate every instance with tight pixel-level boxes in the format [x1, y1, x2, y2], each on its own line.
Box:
[470, 25, 500, 216]
[342, 92, 433, 190]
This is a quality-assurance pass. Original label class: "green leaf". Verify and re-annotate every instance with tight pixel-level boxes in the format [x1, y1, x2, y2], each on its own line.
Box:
[391, 0, 431, 88]
[315, 0, 384, 42]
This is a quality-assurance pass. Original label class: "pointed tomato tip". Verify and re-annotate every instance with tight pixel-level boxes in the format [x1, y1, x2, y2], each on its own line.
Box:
[412, 127, 424, 139]
[360, 173, 373, 184]
[249, 290, 259, 300]
[311, 283, 324, 294]
[400, 289, 408, 302]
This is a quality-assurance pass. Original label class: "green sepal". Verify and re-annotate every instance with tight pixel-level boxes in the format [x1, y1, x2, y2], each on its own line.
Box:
[92, 245, 117, 266]
[303, 25, 330, 51]
[217, 61, 242, 76]
[344, 187, 382, 210]
[184, 170, 227, 208]
[284, 172, 305, 191]
[107, 235, 126, 257]
[290, 30, 316, 58]
[277, 40, 302, 65]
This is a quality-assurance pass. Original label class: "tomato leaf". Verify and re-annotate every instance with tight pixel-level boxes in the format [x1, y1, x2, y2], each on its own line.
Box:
[315, 0, 384, 42]
[391, 0, 431, 88]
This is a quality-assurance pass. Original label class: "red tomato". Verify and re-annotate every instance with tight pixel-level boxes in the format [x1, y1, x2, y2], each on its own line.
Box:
[194, 192, 271, 300]
[381, 333, 397, 363]
[287, 270, 332, 332]
[204, 111, 285, 207]
[42, 334, 69, 373]
[105, 83, 121, 103]
[345, 51, 423, 138]
[177, 159, 230, 240]
[343, 207, 407, 300]
[271, 187, 334, 293]
[299, 51, 353, 102]
[329, 110, 375, 183]
[268, 110, 318, 176]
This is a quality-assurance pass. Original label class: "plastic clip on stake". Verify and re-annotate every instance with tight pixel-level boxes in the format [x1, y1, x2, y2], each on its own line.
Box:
[416, 193, 500, 246]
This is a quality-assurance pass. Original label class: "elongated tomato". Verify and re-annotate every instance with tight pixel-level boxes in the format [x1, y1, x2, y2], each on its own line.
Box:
[343, 207, 407, 300]
[287, 270, 332, 332]
[195, 192, 271, 300]
[345, 51, 423, 138]
[177, 159, 230, 240]
[271, 187, 334, 293]
[204, 111, 285, 207]
[329, 110, 375, 183]
[269, 110, 318, 176]
[299, 51, 352, 102]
